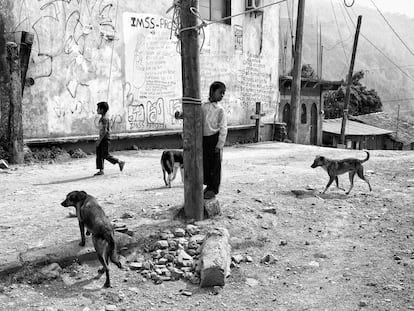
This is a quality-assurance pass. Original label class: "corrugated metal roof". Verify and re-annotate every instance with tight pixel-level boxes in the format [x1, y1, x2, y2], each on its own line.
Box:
[323, 118, 395, 136]
[350, 113, 414, 145]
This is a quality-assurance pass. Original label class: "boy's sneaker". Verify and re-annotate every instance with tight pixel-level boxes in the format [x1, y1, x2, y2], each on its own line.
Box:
[204, 190, 216, 200]
[94, 171, 104, 176]
[119, 161, 125, 172]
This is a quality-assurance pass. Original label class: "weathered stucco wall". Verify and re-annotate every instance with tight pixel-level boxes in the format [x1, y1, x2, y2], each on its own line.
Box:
[6, 0, 279, 139]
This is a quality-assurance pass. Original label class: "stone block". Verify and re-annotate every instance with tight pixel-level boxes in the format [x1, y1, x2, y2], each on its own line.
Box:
[199, 227, 231, 287]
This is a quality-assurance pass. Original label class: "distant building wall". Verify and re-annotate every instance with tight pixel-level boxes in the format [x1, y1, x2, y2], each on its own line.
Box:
[1, 0, 280, 140]
[279, 85, 324, 145]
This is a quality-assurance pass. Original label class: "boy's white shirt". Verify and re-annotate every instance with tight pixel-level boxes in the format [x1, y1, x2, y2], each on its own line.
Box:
[202, 101, 228, 149]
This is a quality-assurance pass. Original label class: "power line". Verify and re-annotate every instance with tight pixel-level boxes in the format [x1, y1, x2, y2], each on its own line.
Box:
[367, 64, 414, 71]
[382, 97, 414, 103]
[370, 0, 414, 57]
[324, 34, 352, 51]
[330, 0, 348, 61]
[343, 5, 414, 83]
[338, 0, 354, 35]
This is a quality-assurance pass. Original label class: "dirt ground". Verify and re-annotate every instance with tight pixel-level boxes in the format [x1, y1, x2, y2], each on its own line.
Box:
[0, 142, 413, 311]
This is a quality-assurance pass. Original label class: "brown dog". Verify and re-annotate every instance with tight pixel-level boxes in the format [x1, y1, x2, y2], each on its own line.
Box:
[61, 191, 121, 288]
[310, 151, 372, 195]
[161, 150, 184, 187]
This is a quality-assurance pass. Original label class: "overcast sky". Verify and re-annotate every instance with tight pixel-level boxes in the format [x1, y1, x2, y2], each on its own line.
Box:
[356, 0, 414, 18]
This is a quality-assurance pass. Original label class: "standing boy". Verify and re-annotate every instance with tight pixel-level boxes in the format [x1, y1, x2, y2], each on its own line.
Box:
[94, 101, 125, 176]
[202, 81, 228, 199]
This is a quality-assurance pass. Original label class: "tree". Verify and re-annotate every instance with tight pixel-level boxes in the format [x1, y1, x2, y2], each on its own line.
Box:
[323, 70, 382, 119]
[288, 64, 317, 79]
[301, 64, 317, 79]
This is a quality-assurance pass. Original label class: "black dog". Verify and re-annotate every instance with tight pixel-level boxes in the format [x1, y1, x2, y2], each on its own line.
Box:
[161, 150, 184, 187]
[311, 151, 372, 195]
[61, 191, 121, 287]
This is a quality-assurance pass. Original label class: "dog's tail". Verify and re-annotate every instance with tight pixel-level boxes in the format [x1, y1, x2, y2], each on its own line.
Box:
[104, 231, 122, 269]
[361, 150, 370, 163]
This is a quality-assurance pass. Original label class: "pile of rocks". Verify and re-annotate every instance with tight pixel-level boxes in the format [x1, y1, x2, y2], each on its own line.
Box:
[127, 225, 205, 284]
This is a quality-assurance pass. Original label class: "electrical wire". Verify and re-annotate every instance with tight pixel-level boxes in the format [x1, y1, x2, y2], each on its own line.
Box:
[106, 0, 119, 102]
[344, 0, 355, 8]
[370, 0, 414, 57]
[368, 64, 414, 71]
[177, 0, 287, 34]
[338, 0, 354, 35]
[170, 0, 287, 54]
[343, 4, 414, 83]
[330, 0, 348, 60]
[330, 0, 349, 77]
[382, 97, 414, 103]
[324, 34, 352, 51]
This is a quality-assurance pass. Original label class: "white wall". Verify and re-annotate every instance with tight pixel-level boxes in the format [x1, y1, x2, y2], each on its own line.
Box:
[9, 0, 279, 138]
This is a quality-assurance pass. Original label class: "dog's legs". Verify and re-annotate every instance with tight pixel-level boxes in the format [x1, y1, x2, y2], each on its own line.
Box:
[335, 176, 346, 191]
[171, 165, 178, 181]
[93, 236, 111, 288]
[357, 167, 372, 191]
[162, 167, 168, 186]
[78, 221, 86, 246]
[167, 173, 172, 188]
[322, 176, 335, 194]
[346, 171, 356, 194]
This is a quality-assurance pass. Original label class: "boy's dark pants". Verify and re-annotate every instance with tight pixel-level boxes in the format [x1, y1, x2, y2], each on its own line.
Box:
[203, 133, 221, 194]
[96, 139, 119, 169]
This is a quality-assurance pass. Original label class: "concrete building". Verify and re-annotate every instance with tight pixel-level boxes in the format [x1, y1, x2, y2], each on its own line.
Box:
[278, 76, 341, 145]
[0, 0, 282, 150]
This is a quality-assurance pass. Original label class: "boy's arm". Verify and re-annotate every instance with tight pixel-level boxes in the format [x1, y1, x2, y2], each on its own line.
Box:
[216, 108, 228, 150]
[96, 118, 109, 146]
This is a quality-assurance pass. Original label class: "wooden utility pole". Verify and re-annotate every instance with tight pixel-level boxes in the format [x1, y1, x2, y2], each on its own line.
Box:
[289, 0, 305, 143]
[0, 14, 11, 145]
[7, 42, 23, 164]
[340, 15, 362, 146]
[19, 31, 34, 94]
[319, 23, 323, 79]
[180, 0, 204, 220]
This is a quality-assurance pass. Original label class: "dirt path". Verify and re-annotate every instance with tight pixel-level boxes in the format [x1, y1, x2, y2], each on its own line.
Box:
[0, 142, 413, 310]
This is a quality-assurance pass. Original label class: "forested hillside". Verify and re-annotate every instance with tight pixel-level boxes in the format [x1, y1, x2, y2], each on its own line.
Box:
[280, 0, 414, 123]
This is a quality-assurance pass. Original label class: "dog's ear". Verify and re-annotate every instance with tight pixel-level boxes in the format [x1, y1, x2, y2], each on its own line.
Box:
[69, 190, 87, 203]
[77, 191, 88, 201]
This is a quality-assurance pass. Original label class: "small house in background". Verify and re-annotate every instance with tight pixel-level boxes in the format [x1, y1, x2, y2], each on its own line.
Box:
[350, 112, 414, 150]
[278, 76, 341, 146]
[322, 118, 394, 150]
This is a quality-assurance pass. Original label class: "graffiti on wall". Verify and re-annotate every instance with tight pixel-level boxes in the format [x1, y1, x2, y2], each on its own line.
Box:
[13, 3, 277, 138]
[14, 0, 123, 136]
[122, 12, 182, 131]
[239, 53, 273, 110]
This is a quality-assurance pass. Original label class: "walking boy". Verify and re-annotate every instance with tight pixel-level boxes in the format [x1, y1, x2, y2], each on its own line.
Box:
[202, 81, 228, 199]
[94, 101, 125, 176]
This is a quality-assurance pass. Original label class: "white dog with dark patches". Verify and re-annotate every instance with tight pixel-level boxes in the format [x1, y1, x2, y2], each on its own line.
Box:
[161, 150, 184, 187]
